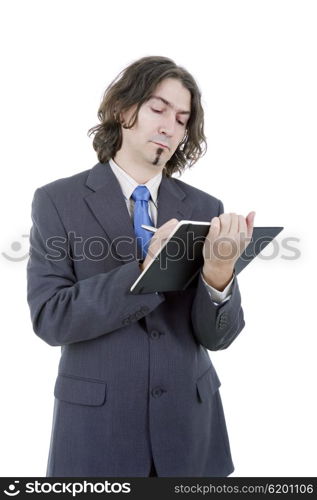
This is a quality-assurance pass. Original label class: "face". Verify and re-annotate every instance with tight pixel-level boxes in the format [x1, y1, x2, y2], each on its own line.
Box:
[118, 78, 191, 169]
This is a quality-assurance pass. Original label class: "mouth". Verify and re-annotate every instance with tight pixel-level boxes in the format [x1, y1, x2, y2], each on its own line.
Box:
[152, 141, 169, 150]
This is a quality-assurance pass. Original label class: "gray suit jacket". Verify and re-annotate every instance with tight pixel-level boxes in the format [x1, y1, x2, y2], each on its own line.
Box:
[26, 161, 245, 477]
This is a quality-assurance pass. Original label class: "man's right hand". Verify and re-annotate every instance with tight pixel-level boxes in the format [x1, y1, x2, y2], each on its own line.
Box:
[139, 218, 179, 271]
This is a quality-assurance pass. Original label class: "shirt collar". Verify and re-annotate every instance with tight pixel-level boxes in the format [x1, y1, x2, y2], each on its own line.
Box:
[109, 158, 162, 203]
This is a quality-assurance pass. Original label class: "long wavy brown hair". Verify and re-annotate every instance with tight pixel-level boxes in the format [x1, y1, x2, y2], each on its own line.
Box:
[87, 56, 207, 177]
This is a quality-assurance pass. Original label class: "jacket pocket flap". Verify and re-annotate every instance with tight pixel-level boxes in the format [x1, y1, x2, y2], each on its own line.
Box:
[196, 365, 221, 403]
[54, 373, 107, 406]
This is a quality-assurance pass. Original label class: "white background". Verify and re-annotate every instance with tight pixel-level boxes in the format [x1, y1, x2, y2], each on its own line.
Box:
[0, 0, 316, 477]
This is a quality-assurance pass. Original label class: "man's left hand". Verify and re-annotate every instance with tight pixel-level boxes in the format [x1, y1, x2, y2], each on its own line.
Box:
[202, 211, 256, 291]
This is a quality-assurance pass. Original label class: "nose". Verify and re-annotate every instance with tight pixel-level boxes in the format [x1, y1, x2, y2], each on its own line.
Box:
[158, 112, 176, 137]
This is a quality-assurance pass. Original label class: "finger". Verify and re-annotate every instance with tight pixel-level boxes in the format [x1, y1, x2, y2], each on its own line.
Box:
[238, 215, 249, 249]
[246, 211, 256, 238]
[156, 218, 179, 237]
[165, 218, 179, 227]
[219, 213, 231, 234]
[158, 218, 178, 229]
[228, 213, 239, 235]
[238, 215, 247, 235]
[209, 216, 221, 238]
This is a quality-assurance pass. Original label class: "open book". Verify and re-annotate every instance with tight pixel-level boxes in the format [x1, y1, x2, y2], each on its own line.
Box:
[130, 220, 284, 294]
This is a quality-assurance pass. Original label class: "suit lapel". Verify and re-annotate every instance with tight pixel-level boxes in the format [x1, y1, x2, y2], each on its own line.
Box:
[156, 173, 193, 226]
[84, 162, 193, 263]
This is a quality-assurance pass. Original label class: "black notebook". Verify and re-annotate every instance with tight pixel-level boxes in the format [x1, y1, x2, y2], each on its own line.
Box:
[130, 220, 284, 294]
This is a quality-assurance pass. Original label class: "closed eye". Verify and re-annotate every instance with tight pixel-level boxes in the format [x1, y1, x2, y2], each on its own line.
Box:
[151, 108, 185, 126]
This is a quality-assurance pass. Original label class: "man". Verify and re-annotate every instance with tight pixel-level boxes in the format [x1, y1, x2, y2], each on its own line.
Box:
[27, 56, 255, 477]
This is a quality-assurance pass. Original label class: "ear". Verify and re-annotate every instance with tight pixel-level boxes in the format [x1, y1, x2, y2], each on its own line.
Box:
[113, 103, 127, 126]
[120, 104, 138, 128]
[118, 110, 126, 126]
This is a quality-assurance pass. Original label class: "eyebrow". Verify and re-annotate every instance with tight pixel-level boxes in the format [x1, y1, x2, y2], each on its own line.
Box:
[149, 95, 191, 115]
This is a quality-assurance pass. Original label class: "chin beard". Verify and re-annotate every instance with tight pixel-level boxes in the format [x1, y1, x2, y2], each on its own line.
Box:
[152, 147, 164, 166]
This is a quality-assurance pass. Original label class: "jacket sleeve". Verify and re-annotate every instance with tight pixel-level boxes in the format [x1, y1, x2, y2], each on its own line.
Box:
[190, 199, 245, 350]
[26, 187, 165, 347]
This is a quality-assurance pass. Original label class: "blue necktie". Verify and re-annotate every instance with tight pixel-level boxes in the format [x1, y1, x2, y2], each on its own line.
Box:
[131, 185, 154, 260]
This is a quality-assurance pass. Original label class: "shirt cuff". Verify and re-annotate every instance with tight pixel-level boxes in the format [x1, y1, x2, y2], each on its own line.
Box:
[200, 270, 235, 305]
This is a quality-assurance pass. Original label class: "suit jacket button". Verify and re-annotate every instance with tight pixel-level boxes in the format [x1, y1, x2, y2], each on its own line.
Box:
[140, 306, 149, 313]
[151, 387, 164, 398]
[150, 330, 160, 339]
[122, 318, 130, 325]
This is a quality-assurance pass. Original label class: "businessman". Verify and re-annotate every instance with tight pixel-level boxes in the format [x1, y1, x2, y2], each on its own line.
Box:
[27, 55, 255, 477]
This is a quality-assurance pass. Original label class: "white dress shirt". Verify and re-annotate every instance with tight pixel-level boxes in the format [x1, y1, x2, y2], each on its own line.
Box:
[109, 158, 234, 304]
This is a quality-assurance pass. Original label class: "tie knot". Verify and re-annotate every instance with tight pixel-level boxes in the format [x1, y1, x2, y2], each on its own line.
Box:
[131, 185, 151, 202]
